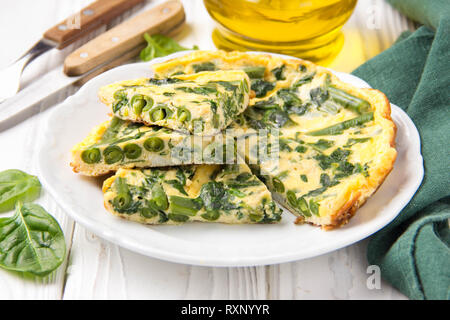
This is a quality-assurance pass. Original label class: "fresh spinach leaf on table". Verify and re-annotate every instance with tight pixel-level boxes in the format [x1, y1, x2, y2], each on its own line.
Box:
[0, 169, 41, 213]
[140, 33, 199, 62]
[0, 202, 66, 276]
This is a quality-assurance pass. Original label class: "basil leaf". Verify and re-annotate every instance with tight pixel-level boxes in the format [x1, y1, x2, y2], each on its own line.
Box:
[0, 169, 41, 213]
[140, 33, 198, 62]
[0, 202, 66, 276]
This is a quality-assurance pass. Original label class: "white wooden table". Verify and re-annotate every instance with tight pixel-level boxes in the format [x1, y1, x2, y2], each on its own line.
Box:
[0, 0, 414, 299]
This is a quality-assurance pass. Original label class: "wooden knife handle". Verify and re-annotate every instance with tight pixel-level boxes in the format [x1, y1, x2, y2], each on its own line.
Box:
[64, 0, 186, 76]
[43, 0, 145, 49]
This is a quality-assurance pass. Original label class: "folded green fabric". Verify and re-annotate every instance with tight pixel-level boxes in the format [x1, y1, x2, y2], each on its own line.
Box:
[352, 2, 450, 300]
[387, 0, 450, 29]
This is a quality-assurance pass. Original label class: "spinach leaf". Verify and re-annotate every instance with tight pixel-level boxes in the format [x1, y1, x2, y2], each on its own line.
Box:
[0, 202, 66, 276]
[99, 117, 126, 144]
[310, 87, 329, 106]
[243, 66, 266, 79]
[165, 180, 188, 196]
[192, 62, 217, 73]
[140, 33, 198, 62]
[263, 109, 292, 128]
[277, 88, 302, 107]
[199, 181, 237, 211]
[320, 173, 338, 188]
[0, 170, 41, 213]
[251, 80, 275, 98]
[271, 65, 286, 80]
[309, 139, 334, 151]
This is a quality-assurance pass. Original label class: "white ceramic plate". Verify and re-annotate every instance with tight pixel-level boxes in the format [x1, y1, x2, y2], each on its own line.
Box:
[37, 52, 423, 267]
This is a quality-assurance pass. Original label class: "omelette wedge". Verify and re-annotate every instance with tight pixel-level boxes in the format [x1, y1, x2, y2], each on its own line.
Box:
[98, 70, 251, 136]
[71, 117, 236, 176]
[102, 164, 282, 224]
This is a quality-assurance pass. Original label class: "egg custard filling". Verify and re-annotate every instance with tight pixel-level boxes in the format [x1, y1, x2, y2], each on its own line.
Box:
[102, 164, 282, 224]
[71, 117, 235, 176]
[98, 70, 251, 136]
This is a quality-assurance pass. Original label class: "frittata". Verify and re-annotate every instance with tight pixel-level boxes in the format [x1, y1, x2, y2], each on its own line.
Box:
[98, 70, 251, 136]
[71, 117, 235, 176]
[72, 50, 396, 229]
[150, 51, 397, 229]
[102, 164, 282, 224]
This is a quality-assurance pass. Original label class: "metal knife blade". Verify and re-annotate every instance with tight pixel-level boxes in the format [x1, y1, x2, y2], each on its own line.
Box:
[0, 1, 186, 130]
[0, 43, 144, 129]
[0, 0, 146, 103]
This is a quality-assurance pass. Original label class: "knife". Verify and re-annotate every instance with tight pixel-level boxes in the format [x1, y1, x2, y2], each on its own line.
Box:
[0, 0, 146, 103]
[0, 0, 186, 129]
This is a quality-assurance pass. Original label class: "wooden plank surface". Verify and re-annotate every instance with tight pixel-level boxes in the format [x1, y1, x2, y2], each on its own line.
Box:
[0, 0, 414, 300]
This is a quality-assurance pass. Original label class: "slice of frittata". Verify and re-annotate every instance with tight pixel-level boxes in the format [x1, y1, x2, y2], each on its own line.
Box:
[102, 164, 282, 224]
[71, 117, 235, 176]
[236, 69, 396, 229]
[98, 70, 251, 136]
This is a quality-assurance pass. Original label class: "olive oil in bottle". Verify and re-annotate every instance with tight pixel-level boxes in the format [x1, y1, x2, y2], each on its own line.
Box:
[204, 0, 357, 63]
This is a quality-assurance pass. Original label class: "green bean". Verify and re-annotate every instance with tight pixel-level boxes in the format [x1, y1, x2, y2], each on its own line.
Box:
[112, 99, 127, 113]
[81, 148, 101, 164]
[192, 62, 216, 73]
[212, 114, 220, 129]
[241, 79, 249, 93]
[169, 196, 201, 216]
[168, 213, 189, 222]
[123, 144, 142, 159]
[201, 210, 220, 221]
[149, 105, 171, 122]
[287, 190, 297, 208]
[243, 66, 266, 79]
[113, 89, 127, 101]
[328, 86, 371, 114]
[249, 214, 263, 222]
[151, 183, 168, 210]
[112, 90, 128, 113]
[177, 107, 191, 123]
[115, 177, 128, 194]
[103, 146, 124, 164]
[272, 177, 285, 193]
[112, 193, 132, 211]
[307, 112, 374, 136]
[293, 73, 315, 88]
[140, 206, 158, 218]
[143, 137, 165, 152]
[309, 199, 320, 216]
[130, 94, 153, 115]
[112, 177, 131, 211]
[297, 197, 311, 217]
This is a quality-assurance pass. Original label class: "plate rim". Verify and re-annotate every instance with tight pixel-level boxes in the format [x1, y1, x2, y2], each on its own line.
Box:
[37, 51, 424, 267]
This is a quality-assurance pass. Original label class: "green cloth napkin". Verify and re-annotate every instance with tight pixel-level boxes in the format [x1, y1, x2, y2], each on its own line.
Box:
[351, 0, 450, 300]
